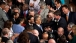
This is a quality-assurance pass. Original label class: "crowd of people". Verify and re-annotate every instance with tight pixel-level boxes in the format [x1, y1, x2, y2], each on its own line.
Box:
[0, 0, 76, 43]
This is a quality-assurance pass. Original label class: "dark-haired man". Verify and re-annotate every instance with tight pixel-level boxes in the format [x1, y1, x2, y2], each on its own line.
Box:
[54, 10, 67, 31]
[33, 15, 43, 39]
[54, 0, 64, 17]
[62, 5, 76, 24]
[12, 18, 25, 43]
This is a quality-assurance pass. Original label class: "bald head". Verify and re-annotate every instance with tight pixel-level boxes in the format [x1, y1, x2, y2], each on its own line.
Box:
[57, 27, 64, 36]
[48, 39, 56, 43]
[33, 29, 39, 37]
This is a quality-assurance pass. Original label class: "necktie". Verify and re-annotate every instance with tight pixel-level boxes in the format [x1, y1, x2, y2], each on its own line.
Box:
[39, 25, 43, 32]
[38, 10, 41, 14]
[66, 15, 68, 21]
[24, 11, 26, 17]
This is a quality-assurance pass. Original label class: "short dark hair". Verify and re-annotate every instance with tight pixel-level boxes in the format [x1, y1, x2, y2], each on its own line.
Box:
[48, 10, 54, 13]
[0, 1, 6, 5]
[12, 12, 19, 17]
[54, 10, 61, 16]
[15, 18, 24, 24]
[55, 0, 61, 4]
[4, 20, 12, 29]
[62, 5, 70, 10]
[27, 15, 34, 20]
[7, 0, 12, 3]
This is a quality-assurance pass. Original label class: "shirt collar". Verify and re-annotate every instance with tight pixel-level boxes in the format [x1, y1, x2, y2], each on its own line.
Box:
[36, 24, 40, 27]
[52, 18, 55, 21]
[29, 23, 33, 25]
[56, 5, 61, 10]
[57, 17, 61, 22]
[66, 11, 70, 16]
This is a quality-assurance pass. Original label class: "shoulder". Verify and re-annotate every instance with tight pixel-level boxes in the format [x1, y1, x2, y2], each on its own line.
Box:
[60, 17, 66, 21]
[7, 40, 13, 43]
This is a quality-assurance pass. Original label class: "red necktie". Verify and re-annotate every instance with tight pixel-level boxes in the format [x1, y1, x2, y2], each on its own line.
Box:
[24, 12, 26, 17]
[38, 10, 41, 14]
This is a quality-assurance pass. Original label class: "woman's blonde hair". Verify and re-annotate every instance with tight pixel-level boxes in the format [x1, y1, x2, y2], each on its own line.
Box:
[72, 25, 76, 35]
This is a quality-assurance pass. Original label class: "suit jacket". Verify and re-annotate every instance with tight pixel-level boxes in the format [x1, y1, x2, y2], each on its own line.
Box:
[42, 18, 57, 30]
[65, 31, 73, 41]
[7, 9, 12, 19]
[45, 0, 52, 6]
[27, 32, 39, 43]
[2, 37, 9, 43]
[54, 6, 64, 17]
[6, 40, 13, 43]
[70, 35, 76, 43]
[33, 24, 43, 39]
[25, 23, 34, 29]
[64, 12, 76, 24]
[56, 17, 67, 31]
[0, 8, 8, 29]
[25, 0, 30, 5]
[72, 0, 76, 6]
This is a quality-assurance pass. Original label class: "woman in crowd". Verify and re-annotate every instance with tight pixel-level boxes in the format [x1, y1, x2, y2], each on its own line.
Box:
[17, 31, 30, 43]
[70, 25, 76, 43]
[3, 20, 13, 39]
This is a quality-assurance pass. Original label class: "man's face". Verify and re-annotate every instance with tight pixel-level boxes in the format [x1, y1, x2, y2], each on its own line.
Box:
[5, 6, 10, 12]
[36, 17, 41, 24]
[29, 11, 35, 16]
[67, 25, 72, 31]
[15, 13, 19, 19]
[62, 7, 69, 14]
[30, 17, 34, 24]
[54, 15, 59, 20]
[57, 28, 64, 36]
[14, 9, 19, 13]
[54, 2, 60, 8]
[48, 13, 54, 19]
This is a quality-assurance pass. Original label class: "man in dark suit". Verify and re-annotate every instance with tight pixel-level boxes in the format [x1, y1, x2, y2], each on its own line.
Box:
[54, 10, 67, 31]
[26, 16, 34, 28]
[66, 23, 74, 42]
[56, 27, 67, 43]
[54, 0, 64, 17]
[25, 26, 39, 43]
[62, 5, 76, 24]
[43, 11, 57, 30]
[11, 12, 19, 24]
[33, 15, 43, 39]
[45, 0, 52, 7]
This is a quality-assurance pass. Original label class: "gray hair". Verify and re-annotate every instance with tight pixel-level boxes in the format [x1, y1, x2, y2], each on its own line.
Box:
[68, 22, 75, 28]
[39, 1, 46, 8]
[12, 7, 20, 13]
